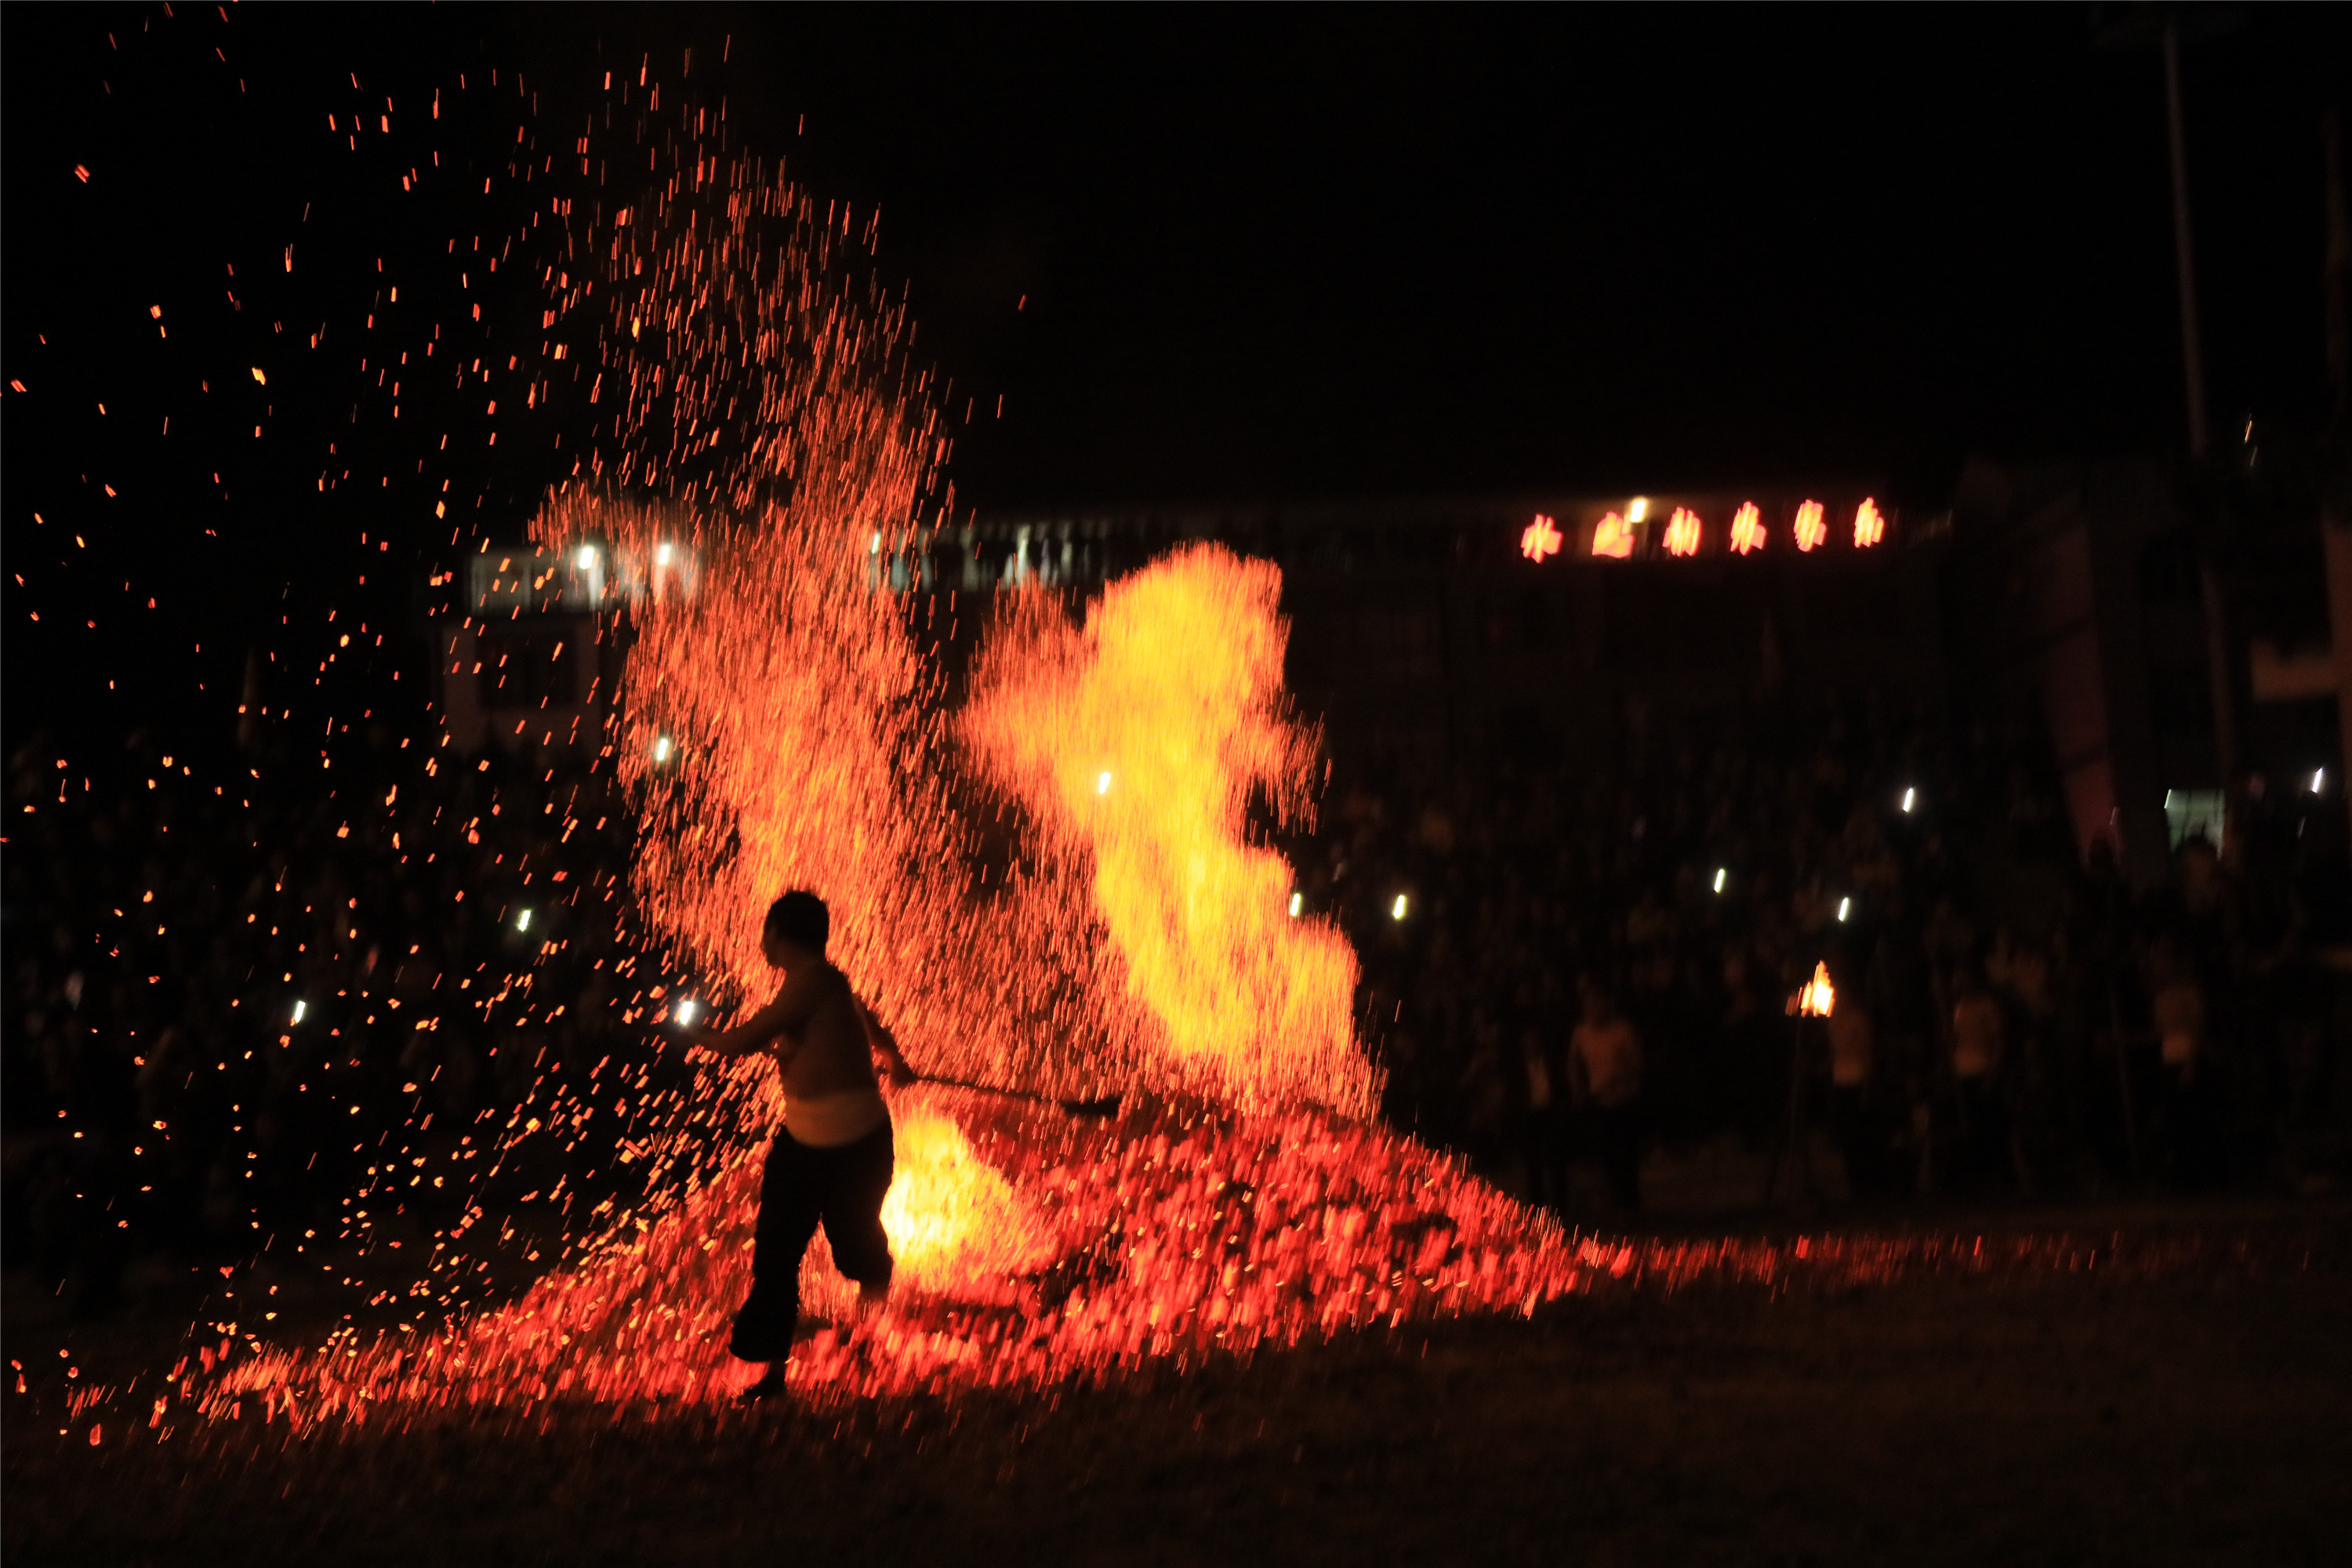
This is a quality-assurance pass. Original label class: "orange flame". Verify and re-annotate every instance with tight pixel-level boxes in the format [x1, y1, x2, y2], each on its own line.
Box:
[1591, 511, 1635, 559]
[1663, 506, 1702, 557]
[1729, 501, 1766, 555]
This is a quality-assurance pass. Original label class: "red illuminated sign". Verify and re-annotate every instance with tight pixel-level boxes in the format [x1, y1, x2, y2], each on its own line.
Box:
[1520, 513, 1563, 561]
[1520, 496, 1889, 561]
[1730, 502, 1766, 555]
[1853, 497, 1886, 548]
[1793, 499, 1827, 553]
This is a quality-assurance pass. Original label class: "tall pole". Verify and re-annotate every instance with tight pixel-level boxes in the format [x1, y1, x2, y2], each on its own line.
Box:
[2165, 18, 2238, 816]
[2163, 19, 2209, 460]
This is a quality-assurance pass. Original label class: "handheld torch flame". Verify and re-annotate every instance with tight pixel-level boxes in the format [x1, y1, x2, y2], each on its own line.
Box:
[1794, 960, 1835, 1018]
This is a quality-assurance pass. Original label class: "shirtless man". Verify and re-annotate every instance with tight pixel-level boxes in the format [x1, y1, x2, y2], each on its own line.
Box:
[680, 889, 918, 1399]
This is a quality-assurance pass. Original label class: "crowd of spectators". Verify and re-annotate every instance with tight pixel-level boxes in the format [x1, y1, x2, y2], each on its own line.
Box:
[1303, 694, 2352, 1213]
[10, 684, 2352, 1319]
[0, 717, 680, 1316]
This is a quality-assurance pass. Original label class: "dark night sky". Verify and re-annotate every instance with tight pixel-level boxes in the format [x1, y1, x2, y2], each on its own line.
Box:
[3, 3, 2346, 750]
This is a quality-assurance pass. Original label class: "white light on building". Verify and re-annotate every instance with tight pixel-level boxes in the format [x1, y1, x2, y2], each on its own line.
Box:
[1287, 891, 1303, 918]
[576, 546, 597, 570]
[1627, 496, 1650, 524]
[2314, 768, 2328, 794]
[1837, 896, 1851, 922]
[1901, 787, 1916, 813]
[516, 909, 533, 932]
[652, 735, 673, 764]
[291, 999, 307, 1025]
[1713, 867, 1726, 894]
[1391, 894, 1409, 920]
[1096, 771, 1112, 795]
[677, 999, 699, 1026]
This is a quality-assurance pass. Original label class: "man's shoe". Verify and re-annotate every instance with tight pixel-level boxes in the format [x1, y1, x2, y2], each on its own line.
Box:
[735, 1366, 790, 1403]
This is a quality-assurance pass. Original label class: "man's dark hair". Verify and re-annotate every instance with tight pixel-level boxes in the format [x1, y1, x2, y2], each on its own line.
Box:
[764, 890, 829, 953]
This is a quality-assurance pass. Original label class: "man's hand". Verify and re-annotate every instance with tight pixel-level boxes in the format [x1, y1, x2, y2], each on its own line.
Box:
[857, 997, 922, 1091]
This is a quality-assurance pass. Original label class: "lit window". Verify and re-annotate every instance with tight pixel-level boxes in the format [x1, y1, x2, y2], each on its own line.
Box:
[1664, 507, 1702, 557]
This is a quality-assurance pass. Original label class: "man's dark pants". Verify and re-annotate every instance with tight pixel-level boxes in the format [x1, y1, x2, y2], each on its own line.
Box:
[729, 1120, 895, 1363]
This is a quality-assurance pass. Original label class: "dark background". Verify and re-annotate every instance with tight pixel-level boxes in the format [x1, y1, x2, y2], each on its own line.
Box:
[4, 3, 2347, 755]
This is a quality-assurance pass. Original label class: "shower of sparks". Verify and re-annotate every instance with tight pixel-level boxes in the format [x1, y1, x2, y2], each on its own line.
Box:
[27, 49, 2287, 1448]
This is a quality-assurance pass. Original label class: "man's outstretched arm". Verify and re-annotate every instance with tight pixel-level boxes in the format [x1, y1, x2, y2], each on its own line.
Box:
[682, 980, 814, 1060]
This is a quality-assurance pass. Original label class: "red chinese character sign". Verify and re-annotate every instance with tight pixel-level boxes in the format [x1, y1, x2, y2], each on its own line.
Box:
[1590, 511, 1635, 559]
[1513, 497, 1887, 563]
[1520, 513, 1563, 562]
[1730, 502, 1766, 555]
[1853, 497, 1886, 548]
[1793, 499, 1827, 553]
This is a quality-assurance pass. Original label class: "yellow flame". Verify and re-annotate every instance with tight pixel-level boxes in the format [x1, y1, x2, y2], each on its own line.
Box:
[965, 545, 1375, 1117]
[877, 1098, 1060, 1287]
